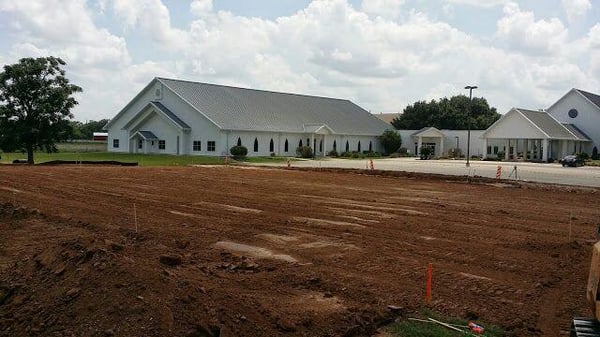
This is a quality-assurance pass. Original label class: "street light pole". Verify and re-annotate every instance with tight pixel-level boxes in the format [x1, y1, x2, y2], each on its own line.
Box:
[464, 85, 478, 167]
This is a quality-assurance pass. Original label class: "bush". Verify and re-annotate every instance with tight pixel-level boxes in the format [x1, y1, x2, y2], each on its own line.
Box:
[328, 150, 339, 157]
[230, 145, 248, 159]
[592, 146, 599, 160]
[497, 150, 505, 160]
[351, 151, 360, 158]
[296, 146, 313, 158]
[270, 152, 276, 157]
[340, 151, 352, 158]
[419, 147, 433, 160]
[577, 152, 590, 160]
[379, 130, 402, 155]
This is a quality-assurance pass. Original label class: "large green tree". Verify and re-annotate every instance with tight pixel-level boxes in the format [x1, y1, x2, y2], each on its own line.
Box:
[391, 95, 500, 130]
[0, 57, 82, 164]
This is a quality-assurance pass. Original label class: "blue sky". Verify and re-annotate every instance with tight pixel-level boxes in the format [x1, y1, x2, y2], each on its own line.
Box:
[1, 0, 599, 121]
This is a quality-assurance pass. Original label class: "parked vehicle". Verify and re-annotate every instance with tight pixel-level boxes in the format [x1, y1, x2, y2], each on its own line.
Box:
[559, 155, 584, 167]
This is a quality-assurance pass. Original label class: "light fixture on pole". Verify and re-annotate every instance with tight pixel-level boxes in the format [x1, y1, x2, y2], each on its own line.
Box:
[464, 85, 478, 167]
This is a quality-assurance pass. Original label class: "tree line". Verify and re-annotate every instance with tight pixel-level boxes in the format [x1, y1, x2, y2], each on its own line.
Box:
[69, 119, 109, 140]
[391, 95, 500, 130]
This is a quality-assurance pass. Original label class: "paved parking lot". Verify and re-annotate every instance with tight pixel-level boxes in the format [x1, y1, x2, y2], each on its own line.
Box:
[258, 157, 600, 188]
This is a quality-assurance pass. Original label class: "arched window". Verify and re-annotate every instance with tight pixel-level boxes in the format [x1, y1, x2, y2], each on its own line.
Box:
[253, 138, 258, 152]
[237, 137, 242, 147]
[333, 140, 337, 151]
[307, 138, 310, 147]
[269, 138, 274, 152]
[369, 141, 373, 152]
[319, 139, 323, 152]
[345, 140, 349, 152]
[285, 139, 289, 152]
[299, 139, 303, 147]
[358, 141, 361, 152]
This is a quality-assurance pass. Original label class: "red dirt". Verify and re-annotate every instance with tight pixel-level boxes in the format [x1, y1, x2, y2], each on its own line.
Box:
[0, 165, 598, 337]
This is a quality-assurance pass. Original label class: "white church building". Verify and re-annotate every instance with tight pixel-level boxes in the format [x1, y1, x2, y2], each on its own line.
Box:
[106, 78, 391, 157]
[481, 88, 598, 161]
[385, 88, 599, 162]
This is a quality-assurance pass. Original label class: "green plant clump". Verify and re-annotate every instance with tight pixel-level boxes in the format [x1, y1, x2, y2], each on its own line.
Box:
[230, 145, 248, 159]
[296, 146, 313, 158]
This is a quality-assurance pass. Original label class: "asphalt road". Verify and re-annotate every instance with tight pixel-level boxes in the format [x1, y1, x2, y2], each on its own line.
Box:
[255, 157, 600, 188]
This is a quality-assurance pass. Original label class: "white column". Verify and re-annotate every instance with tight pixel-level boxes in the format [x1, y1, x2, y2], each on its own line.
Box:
[417, 136, 423, 155]
[482, 137, 488, 160]
[505, 139, 510, 160]
[323, 135, 327, 157]
[542, 138, 549, 162]
[537, 139, 542, 159]
[439, 137, 444, 157]
[523, 139, 528, 161]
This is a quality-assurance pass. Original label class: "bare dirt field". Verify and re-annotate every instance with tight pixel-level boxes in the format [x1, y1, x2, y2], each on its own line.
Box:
[0, 165, 599, 337]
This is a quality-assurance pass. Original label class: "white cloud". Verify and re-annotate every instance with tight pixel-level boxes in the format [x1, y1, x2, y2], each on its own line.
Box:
[190, 0, 212, 17]
[496, 2, 568, 55]
[561, 0, 591, 23]
[361, 0, 404, 19]
[1, 0, 598, 121]
[109, 0, 189, 50]
[444, 0, 508, 8]
[0, 0, 130, 68]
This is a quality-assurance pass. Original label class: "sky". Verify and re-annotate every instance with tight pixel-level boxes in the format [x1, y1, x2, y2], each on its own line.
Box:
[0, 0, 599, 122]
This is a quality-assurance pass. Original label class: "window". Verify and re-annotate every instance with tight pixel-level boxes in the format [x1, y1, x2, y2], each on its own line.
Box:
[113, 139, 119, 148]
[138, 139, 143, 149]
[319, 140, 322, 152]
[369, 141, 372, 152]
[358, 141, 361, 152]
[159, 140, 166, 150]
[207, 141, 216, 152]
[284, 139, 289, 152]
[253, 138, 259, 152]
[299, 139, 303, 147]
[193, 141, 201, 151]
[269, 139, 274, 152]
[237, 137, 242, 146]
[306, 138, 310, 146]
[487, 146, 492, 155]
[345, 140, 349, 152]
[568, 108, 578, 118]
[493, 146, 498, 154]
[333, 140, 337, 151]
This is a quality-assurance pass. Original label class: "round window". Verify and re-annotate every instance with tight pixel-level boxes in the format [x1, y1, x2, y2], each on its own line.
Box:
[568, 108, 578, 118]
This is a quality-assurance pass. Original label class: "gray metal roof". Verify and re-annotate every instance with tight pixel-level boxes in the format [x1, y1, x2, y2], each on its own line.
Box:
[517, 108, 575, 139]
[150, 101, 191, 129]
[562, 123, 591, 141]
[137, 130, 159, 140]
[576, 89, 600, 110]
[157, 78, 391, 135]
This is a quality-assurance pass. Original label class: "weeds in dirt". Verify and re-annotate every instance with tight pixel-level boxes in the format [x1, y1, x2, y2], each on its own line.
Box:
[385, 309, 505, 337]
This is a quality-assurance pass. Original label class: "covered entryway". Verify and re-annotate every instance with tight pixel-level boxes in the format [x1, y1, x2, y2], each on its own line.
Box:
[304, 124, 334, 157]
[130, 130, 159, 154]
[411, 127, 445, 158]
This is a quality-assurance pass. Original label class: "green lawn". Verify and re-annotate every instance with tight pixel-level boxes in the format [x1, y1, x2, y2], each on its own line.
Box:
[0, 151, 299, 167]
[0, 151, 226, 166]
